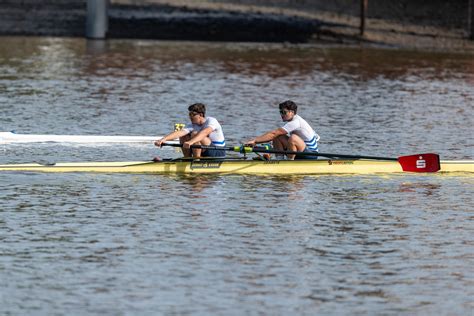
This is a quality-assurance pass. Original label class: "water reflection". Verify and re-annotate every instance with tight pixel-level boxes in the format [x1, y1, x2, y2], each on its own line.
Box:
[86, 39, 107, 55]
[2, 38, 473, 81]
[398, 182, 441, 196]
[169, 174, 223, 195]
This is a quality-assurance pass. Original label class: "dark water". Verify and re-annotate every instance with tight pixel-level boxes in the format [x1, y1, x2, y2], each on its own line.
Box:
[0, 37, 473, 315]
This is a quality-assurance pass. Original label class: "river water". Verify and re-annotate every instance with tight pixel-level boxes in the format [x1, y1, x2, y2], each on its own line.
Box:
[0, 37, 473, 315]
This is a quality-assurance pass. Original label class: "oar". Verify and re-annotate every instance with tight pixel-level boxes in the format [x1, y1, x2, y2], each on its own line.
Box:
[160, 143, 441, 172]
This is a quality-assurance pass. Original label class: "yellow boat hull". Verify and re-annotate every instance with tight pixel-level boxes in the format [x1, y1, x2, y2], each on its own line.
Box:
[0, 159, 472, 175]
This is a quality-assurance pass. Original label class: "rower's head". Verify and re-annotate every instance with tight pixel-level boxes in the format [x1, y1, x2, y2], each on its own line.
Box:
[279, 100, 297, 121]
[188, 103, 206, 124]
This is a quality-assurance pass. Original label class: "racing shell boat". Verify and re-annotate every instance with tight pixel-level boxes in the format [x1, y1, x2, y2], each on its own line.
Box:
[0, 158, 472, 175]
[1, 143, 472, 175]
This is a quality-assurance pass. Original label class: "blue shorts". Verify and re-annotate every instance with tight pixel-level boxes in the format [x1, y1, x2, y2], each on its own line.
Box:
[202, 148, 226, 157]
[295, 147, 318, 160]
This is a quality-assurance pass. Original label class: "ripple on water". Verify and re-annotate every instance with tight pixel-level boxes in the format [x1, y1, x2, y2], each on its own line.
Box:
[0, 38, 473, 315]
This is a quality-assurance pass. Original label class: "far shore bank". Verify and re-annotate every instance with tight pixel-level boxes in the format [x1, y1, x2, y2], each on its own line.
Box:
[0, 0, 472, 53]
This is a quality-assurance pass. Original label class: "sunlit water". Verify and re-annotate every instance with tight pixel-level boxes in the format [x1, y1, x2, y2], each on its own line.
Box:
[0, 37, 473, 315]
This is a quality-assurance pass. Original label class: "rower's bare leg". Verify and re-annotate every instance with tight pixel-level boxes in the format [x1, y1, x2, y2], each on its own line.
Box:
[183, 131, 203, 157]
[287, 134, 306, 160]
[193, 137, 212, 157]
[180, 134, 192, 157]
[273, 135, 289, 159]
[192, 136, 212, 158]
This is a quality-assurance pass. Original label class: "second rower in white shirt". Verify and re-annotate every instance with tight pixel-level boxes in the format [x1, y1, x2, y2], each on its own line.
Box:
[244, 100, 320, 160]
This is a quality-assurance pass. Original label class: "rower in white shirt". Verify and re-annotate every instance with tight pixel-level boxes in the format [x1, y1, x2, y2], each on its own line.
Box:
[155, 103, 226, 158]
[244, 100, 320, 160]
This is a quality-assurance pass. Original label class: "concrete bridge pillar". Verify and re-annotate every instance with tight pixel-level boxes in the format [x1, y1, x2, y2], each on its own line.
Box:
[470, 0, 474, 39]
[86, 0, 109, 39]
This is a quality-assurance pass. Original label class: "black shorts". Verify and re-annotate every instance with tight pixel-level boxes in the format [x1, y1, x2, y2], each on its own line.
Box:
[294, 148, 319, 160]
[202, 148, 226, 157]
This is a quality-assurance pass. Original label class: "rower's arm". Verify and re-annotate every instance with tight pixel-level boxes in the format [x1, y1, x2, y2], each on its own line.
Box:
[187, 127, 213, 145]
[158, 129, 189, 142]
[253, 128, 287, 143]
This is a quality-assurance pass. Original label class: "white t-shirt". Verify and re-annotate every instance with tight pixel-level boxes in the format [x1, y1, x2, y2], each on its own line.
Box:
[183, 116, 226, 146]
[281, 114, 320, 151]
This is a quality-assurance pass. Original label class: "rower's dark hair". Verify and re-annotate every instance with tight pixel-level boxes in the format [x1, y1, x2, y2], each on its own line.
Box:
[279, 100, 297, 114]
[188, 103, 206, 116]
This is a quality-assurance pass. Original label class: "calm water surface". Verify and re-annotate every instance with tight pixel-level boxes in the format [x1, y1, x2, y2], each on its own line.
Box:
[0, 37, 473, 315]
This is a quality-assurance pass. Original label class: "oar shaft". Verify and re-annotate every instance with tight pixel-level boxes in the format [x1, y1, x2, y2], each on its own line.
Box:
[251, 147, 397, 160]
[160, 143, 440, 172]
[161, 143, 397, 161]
